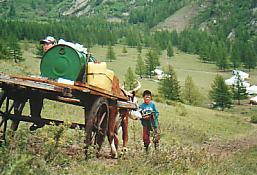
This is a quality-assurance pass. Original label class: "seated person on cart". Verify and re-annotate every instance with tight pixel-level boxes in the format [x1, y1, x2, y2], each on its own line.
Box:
[29, 36, 57, 130]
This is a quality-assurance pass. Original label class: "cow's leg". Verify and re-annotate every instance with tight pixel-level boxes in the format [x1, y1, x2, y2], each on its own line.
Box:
[108, 106, 119, 158]
[120, 109, 129, 154]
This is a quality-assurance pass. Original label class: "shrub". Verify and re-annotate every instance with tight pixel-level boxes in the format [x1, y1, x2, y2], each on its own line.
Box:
[250, 115, 257, 124]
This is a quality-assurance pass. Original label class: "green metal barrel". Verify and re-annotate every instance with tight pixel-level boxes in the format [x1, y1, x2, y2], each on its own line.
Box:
[40, 44, 86, 81]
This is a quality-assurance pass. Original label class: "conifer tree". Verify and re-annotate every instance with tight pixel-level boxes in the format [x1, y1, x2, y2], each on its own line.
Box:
[8, 38, 23, 63]
[171, 30, 179, 46]
[135, 54, 145, 79]
[182, 75, 203, 106]
[215, 42, 228, 71]
[106, 44, 116, 62]
[145, 48, 160, 78]
[230, 42, 241, 69]
[231, 73, 247, 105]
[209, 42, 218, 62]
[242, 42, 257, 71]
[209, 75, 232, 110]
[0, 41, 10, 60]
[122, 46, 127, 54]
[124, 67, 137, 90]
[8, 1, 16, 18]
[199, 43, 209, 62]
[158, 65, 180, 101]
[35, 44, 44, 58]
[31, 0, 36, 9]
[137, 42, 142, 54]
[166, 42, 174, 58]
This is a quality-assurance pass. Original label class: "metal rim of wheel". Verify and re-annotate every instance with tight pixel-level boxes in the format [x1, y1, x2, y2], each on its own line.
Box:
[85, 97, 109, 157]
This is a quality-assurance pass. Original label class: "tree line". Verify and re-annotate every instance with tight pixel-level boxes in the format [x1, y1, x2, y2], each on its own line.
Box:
[128, 0, 191, 28]
[0, 0, 256, 69]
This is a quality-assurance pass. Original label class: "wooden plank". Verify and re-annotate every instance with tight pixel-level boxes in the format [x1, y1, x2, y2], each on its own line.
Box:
[11, 75, 128, 101]
[0, 76, 57, 92]
[0, 73, 129, 103]
[117, 100, 138, 109]
[4, 113, 85, 129]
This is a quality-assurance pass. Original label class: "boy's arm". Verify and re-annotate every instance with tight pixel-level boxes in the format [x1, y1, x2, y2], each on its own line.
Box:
[153, 103, 159, 118]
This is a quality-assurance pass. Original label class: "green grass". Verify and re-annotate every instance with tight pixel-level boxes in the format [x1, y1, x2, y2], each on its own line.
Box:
[196, 148, 257, 175]
[91, 45, 233, 99]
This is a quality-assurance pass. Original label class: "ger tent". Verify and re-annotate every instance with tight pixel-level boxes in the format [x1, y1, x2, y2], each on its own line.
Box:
[232, 70, 249, 80]
[246, 85, 257, 95]
[250, 96, 257, 105]
[225, 76, 250, 87]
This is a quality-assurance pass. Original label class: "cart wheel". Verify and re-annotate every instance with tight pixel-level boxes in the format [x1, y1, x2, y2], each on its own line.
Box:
[0, 94, 9, 145]
[0, 91, 7, 129]
[0, 93, 26, 145]
[85, 97, 109, 158]
[0, 91, 6, 109]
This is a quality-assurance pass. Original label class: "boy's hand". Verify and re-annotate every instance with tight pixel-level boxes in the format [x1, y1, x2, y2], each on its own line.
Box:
[141, 114, 152, 120]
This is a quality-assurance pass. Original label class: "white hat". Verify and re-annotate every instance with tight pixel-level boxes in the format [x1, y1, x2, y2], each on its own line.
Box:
[40, 36, 56, 44]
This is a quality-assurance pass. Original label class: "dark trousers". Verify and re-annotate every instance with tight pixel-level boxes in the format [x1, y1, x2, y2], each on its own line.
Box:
[143, 125, 160, 148]
[29, 93, 44, 124]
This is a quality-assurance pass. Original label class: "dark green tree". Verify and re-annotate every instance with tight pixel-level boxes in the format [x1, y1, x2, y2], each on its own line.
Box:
[209, 42, 218, 62]
[209, 75, 232, 110]
[182, 75, 203, 106]
[8, 38, 24, 63]
[0, 41, 10, 60]
[135, 54, 146, 79]
[166, 42, 174, 58]
[199, 42, 210, 62]
[171, 30, 179, 46]
[124, 67, 137, 90]
[106, 44, 116, 62]
[215, 42, 228, 71]
[126, 30, 140, 47]
[230, 41, 241, 69]
[31, 0, 36, 9]
[231, 73, 247, 105]
[35, 44, 44, 58]
[137, 42, 142, 54]
[8, 1, 16, 18]
[145, 48, 160, 78]
[122, 46, 127, 54]
[242, 42, 257, 72]
[158, 65, 180, 101]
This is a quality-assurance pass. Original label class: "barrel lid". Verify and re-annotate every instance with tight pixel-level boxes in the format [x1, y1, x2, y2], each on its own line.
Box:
[40, 44, 86, 81]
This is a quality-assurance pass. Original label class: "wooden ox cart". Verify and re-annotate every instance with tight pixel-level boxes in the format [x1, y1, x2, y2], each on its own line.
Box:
[0, 73, 137, 157]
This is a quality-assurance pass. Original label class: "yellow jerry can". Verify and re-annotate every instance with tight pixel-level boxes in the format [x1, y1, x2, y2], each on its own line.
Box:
[87, 62, 114, 91]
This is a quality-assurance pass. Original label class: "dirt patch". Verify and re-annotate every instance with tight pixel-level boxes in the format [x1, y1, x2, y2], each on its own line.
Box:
[205, 131, 257, 160]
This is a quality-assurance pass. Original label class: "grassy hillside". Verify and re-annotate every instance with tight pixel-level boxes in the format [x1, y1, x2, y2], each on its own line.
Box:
[1, 43, 257, 174]
[4, 42, 257, 101]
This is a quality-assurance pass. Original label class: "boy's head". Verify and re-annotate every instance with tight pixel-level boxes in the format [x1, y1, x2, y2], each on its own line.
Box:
[143, 90, 152, 104]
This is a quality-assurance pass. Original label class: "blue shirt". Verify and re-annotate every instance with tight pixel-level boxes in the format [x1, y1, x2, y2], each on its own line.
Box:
[139, 102, 159, 128]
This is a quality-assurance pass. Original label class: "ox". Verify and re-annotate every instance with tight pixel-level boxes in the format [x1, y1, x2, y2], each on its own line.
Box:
[107, 81, 141, 158]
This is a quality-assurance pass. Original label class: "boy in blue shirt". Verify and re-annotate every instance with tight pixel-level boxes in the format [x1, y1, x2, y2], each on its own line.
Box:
[139, 90, 160, 152]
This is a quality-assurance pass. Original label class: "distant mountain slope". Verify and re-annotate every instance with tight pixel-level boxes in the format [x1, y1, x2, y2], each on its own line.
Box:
[154, 3, 201, 32]
[0, 0, 193, 24]
[62, 0, 91, 16]
[0, 0, 139, 20]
